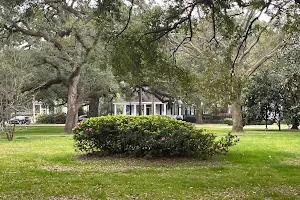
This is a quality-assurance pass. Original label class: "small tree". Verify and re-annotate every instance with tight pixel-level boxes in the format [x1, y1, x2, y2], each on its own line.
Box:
[0, 48, 32, 140]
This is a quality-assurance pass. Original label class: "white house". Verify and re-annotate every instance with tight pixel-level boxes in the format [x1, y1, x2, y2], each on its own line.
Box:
[113, 92, 196, 118]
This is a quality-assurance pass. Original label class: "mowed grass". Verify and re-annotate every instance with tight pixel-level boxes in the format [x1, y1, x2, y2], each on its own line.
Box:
[1, 125, 300, 199]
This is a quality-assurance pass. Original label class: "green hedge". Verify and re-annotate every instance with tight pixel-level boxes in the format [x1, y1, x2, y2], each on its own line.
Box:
[73, 116, 238, 158]
[260, 120, 274, 125]
[224, 118, 247, 126]
[36, 113, 66, 124]
[224, 118, 233, 125]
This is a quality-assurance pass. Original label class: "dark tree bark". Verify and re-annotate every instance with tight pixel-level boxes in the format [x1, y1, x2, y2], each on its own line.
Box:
[278, 120, 281, 131]
[195, 106, 203, 124]
[265, 108, 268, 130]
[278, 110, 281, 131]
[291, 124, 299, 129]
[64, 74, 80, 133]
[291, 117, 299, 129]
[88, 96, 99, 117]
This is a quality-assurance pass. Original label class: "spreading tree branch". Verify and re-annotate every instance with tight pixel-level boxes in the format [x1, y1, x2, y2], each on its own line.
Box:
[115, 0, 134, 38]
[243, 35, 292, 79]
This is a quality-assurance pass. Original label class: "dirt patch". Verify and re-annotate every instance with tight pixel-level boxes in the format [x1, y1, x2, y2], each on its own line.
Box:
[41, 165, 76, 172]
[209, 188, 249, 199]
[282, 158, 300, 166]
[270, 185, 300, 196]
[41, 164, 146, 173]
[75, 154, 220, 167]
[49, 195, 91, 200]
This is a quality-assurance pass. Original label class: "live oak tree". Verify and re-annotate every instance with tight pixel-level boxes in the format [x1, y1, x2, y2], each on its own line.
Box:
[170, 4, 295, 132]
[143, 0, 300, 38]
[137, 0, 299, 132]
[111, 4, 190, 114]
[0, 0, 123, 133]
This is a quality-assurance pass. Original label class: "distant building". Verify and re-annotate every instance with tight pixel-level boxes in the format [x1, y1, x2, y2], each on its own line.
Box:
[113, 91, 196, 118]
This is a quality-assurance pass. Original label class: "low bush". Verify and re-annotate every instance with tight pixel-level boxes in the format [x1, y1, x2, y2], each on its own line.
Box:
[224, 118, 233, 125]
[182, 115, 196, 123]
[73, 116, 238, 158]
[260, 120, 274, 125]
[224, 118, 247, 126]
[215, 132, 239, 153]
[36, 113, 66, 124]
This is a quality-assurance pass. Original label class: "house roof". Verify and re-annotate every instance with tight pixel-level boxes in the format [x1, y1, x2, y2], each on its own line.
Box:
[114, 92, 163, 104]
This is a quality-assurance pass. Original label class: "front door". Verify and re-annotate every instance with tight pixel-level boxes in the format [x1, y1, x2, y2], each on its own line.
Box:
[146, 105, 151, 115]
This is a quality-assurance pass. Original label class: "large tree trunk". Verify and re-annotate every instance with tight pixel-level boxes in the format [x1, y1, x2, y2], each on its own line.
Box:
[290, 116, 299, 129]
[231, 91, 244, 132]
[64, 74, 80, 133]
[195, 106, 203, 124]
[88, 96, 99, 117]
[291, 124, 299, 129]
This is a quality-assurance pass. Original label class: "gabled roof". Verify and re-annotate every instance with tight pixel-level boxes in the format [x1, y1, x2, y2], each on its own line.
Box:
[114, 91, 163, 104]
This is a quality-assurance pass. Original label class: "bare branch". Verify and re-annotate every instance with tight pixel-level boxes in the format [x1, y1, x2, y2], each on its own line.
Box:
[243, 35, 292, 79]
[137, 1, 199, 44]
[116, 0, 134, 38]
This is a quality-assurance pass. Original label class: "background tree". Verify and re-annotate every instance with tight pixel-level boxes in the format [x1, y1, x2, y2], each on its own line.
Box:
[243, 34, 300, 130]
[170, 4, 293, 132]
[0, 48, 33, 140]
[110, 4, 190, 114]
[0, 0, 123, 132]
[80, 65, 118, 117]
[244, 69, 283, 130]
[273, 35, 300, 129]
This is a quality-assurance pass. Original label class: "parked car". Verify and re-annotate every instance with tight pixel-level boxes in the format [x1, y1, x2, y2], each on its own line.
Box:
[174, 115, 183, 120]
[10, 116, 31, 125]
[78, 114, 88, 122]
[182, 115, 196, 123]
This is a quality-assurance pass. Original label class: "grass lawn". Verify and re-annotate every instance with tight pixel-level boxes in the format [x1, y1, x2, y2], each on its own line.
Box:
[1, 125, 300, 199]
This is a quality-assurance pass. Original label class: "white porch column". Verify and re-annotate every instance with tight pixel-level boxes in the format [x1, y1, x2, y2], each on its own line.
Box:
[153, 104, 156, 115]
[133, 104, 137, 116]
[163, 104, 167, 115]
[114, 104, 117, 115]
[179, 105, 182, 116]
[144, 104, 147, 115]
[39, 104, 42, 115]
[123, 104, 127, 115]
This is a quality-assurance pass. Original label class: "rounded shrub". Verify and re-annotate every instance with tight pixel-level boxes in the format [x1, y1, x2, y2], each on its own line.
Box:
[224, 118, 233, 126]
[73, 116, 220, 159]
[260, 120, 274, 125]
